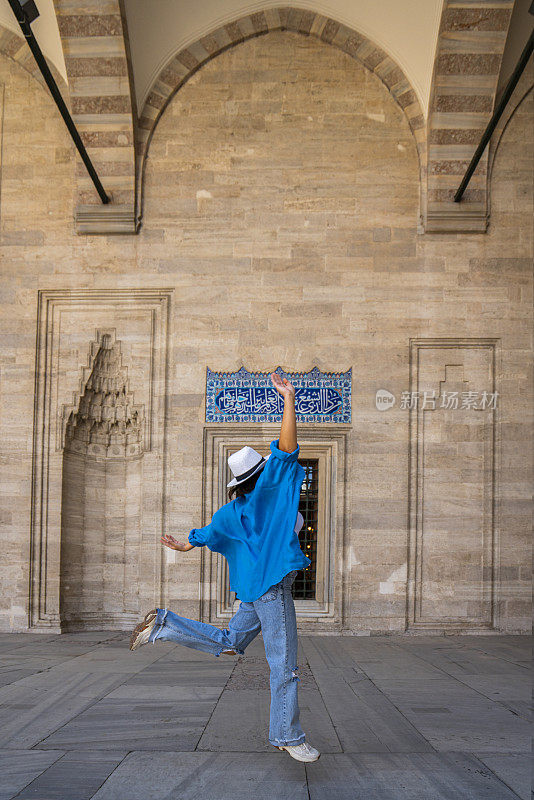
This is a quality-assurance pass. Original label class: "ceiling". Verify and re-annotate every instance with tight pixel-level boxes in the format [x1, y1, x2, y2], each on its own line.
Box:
[0, 0, 67, 82]
[1, 1, 531, 122]
[122, 0, 444, 116]
[0, 0, 444, 117]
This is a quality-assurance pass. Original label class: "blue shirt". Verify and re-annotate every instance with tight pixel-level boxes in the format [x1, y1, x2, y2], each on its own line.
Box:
[188, 439, 312, 601]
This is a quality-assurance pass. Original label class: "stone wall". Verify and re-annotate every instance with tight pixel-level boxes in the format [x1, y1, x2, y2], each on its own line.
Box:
[0, 31, 531, 634]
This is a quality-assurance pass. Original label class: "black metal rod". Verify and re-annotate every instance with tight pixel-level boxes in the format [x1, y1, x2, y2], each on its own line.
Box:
[7, 0, 110, 204]
[454, 28, 534, 202]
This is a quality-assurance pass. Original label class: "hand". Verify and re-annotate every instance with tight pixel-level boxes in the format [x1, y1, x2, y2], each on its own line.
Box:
[160, 534, 194, 552]
[270, 372, 295, 399]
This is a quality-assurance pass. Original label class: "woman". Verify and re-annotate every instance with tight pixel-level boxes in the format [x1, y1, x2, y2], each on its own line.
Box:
[129, 372, 320, 763]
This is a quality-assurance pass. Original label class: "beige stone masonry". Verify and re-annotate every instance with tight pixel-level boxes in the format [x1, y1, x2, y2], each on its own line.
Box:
[0, 30, 531, 635]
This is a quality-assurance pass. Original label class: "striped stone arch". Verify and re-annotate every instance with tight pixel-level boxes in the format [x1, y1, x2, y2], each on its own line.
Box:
[488, 57, 534, 178]
[136, 6, 427, 229]
[53, 0, 137, 233]
[426, 0, 515, 232]
[0, 23, 68, 96]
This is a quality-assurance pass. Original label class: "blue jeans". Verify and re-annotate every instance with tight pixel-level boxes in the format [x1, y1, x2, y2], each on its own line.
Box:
[148, 569, 305, 747]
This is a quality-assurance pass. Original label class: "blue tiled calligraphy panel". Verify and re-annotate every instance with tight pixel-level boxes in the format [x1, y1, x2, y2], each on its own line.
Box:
[206, 366, 351, 423]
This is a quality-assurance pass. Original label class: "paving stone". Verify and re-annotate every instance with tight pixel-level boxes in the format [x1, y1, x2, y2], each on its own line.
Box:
[306, 752, 522, 800]
[37, 697, 217, 752]
[197, 688, 342, 752]
[104, 685, 223, 702]
[0, 669, 43, 689]
[393, 639, 530, 678]
[125, 662, 233, 687]
[90, 752, 308, 800]
[474, 752, 531, 800]
[12, 751, 128, 800]
[0, 680, 107, 749]
[454, 673, 530, 718]
[0, 750, 64, 800]
[224, 655, 316, 690]
[370, 677, 530, 752]
[310, 669, 433, 753]
[147, 642, 232, 662]
[0, 634, 530, 798]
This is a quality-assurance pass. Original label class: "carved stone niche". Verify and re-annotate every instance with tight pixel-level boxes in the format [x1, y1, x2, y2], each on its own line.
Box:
[60, 330, 146, 630]
[30, 289, 173, 632]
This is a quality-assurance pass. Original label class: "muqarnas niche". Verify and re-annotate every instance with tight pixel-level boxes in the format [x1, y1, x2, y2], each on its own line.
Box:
[60, 330, 145, 630]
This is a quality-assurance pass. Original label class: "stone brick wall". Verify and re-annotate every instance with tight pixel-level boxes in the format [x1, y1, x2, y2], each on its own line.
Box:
[0, 31, 531, 633]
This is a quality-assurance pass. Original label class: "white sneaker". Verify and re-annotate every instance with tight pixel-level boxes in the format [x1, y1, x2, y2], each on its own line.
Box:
[129, 609, 158, 651]
[276, 741, 320, 762]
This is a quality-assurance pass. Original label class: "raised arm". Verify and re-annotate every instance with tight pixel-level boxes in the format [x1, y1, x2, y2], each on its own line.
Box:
[270, 372, 297, 452]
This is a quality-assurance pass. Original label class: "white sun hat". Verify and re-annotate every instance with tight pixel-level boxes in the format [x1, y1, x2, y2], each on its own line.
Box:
[227, 446, 270, 488]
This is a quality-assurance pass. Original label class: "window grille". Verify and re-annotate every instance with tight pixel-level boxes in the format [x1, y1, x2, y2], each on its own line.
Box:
[292, 458, 319, 600]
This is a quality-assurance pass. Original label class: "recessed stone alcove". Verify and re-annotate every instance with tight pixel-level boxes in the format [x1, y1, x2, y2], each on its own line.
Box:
[29, 289, 173, 632]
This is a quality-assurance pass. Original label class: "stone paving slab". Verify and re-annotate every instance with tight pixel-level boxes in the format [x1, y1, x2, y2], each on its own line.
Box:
[0, 671, 133, 705]
[369, 677, 530, 753]
[305, 752, 524, 800]
[124, 662, 234, 686]
[385, 636, 531, 665]
[104, 685, 223, 702]
[453, 673, 530, 718]
[196, 687, 343, 752]
[312, 669, 434, 753]
[38, 697, 219, 752]
[0, 669, 45, 689]
[0, 633, 529, 799]
[0, 677, 111, 749]
[12, 751, 129, 800]
[0, 749, 64, 800]
[224, 654, 317, 690]
[474, 753, 531, 800]
[324, 639, 445, 680]
[391, 640, 530, 678]
[149, 642, 237, 662]
[90, 752, 308, 800]
[454, 637, 531, 664]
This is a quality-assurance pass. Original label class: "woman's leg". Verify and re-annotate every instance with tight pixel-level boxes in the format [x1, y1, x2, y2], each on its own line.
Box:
[148, 601, 262, 657]
[226, 600, 262, 652]
[253, 570, 306, 747]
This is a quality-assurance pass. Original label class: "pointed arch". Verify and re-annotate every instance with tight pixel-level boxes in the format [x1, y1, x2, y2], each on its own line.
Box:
[136, 6, 426, 229]
[487, 74, 533, 226]
[0, 22, 68, 95]
[488, 71, 534, 187]
[1, 6, 138, 233]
